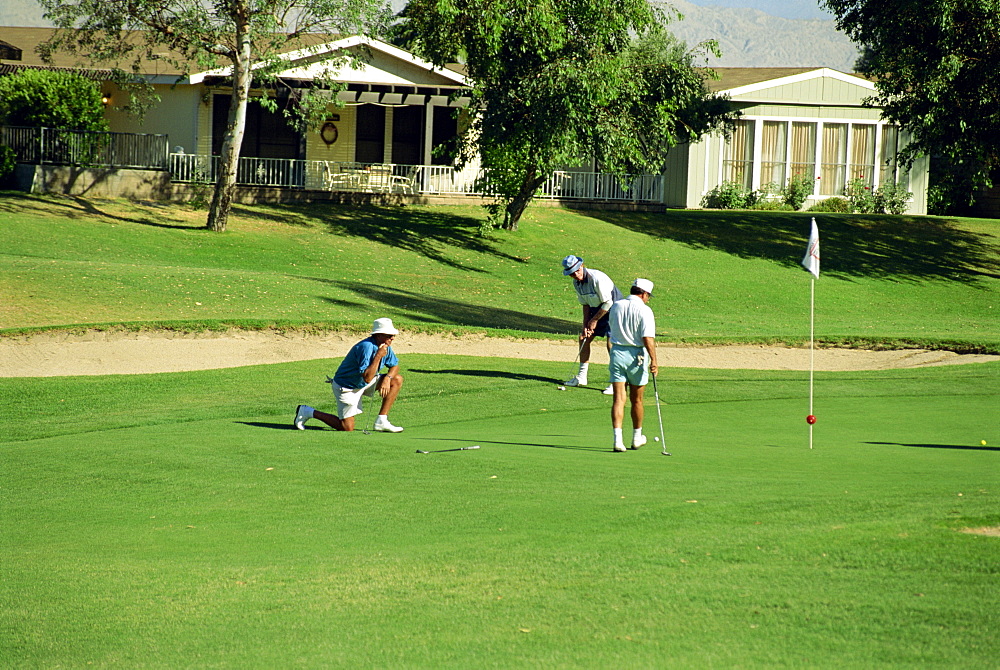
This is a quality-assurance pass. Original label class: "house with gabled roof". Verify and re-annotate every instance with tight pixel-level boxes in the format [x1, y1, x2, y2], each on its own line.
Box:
[1, 27, 471, 193]
[664, 67, 929, 214]
[1, 28, 928, 211]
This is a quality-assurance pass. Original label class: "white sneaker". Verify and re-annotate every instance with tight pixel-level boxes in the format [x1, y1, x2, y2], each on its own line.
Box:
[613, 441, 627, 452]
[374, 418, 403, 433]
[602, 385, 614, 395]
[631, 435, 648, 450]
[565, 375, 588, 387]
[294, 405, 312, 430]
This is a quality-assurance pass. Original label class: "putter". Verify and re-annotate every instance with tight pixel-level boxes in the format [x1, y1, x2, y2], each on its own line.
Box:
[416, 445, 481, 454]
[360, 389, 373, 435]
[651, 374, 670, 456]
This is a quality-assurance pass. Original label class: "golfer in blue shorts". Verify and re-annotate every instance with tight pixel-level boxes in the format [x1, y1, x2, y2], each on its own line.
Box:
[607, 278, 658, 452]
[293, 318, 405, 432]
[561, 254, 623, 394]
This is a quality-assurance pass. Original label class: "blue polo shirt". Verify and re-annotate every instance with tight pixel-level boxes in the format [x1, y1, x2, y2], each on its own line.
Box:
[333, 336, 399, 389]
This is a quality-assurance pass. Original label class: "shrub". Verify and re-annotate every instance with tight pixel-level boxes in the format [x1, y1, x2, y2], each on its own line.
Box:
[0, 145, 15, 179]
[807, 197, 852, 213]
[701, 181, 759, 209]
[780, 173, 815, 210]
[0, 69, 108, 131]
[845, 176, 879, 213]
[751, 199, 794, 211]
[877, 181, 912, 215]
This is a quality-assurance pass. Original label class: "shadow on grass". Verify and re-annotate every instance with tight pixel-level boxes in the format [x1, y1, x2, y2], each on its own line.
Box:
[237, 421, 333, 431]
[410, 368, 558, 384]
[866, 441, 1000, 451]
[235, 203, 522, 271]
[316, 281, 577, 334]
[418, 437, 605, 452]
[0, 192, 205, 229]
[583, 209, 1000, 284]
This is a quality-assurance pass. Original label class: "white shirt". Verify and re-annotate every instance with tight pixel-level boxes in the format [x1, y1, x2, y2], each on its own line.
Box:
[609, 295, 656, 347]
[573, 268, 618, 311]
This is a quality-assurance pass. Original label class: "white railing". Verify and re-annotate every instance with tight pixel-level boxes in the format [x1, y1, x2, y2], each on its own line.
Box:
[168, 153, 663, 202]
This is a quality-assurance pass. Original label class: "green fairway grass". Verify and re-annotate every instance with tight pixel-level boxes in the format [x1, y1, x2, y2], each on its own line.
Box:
[2, 355, 997, 666]
[2, 193, 997, 352]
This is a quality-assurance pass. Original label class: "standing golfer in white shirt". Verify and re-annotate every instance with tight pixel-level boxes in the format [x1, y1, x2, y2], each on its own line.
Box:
[607, 279, 658, 452]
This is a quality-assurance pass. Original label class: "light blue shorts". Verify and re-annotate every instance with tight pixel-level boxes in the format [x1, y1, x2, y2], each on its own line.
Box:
[609, 345, 649, 386]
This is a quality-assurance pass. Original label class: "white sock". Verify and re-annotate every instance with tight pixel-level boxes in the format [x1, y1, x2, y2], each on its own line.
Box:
[613, 428, 623, 444]
[634, 428, 643, 441]
[304, 406, 315, 419]
[376, 414, 388, 423]
[578, 363, 590, 377]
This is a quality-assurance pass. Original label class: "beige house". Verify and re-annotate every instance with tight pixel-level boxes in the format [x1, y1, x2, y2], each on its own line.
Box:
[1, 29, 928, 210]
[664, 67, 929, 214]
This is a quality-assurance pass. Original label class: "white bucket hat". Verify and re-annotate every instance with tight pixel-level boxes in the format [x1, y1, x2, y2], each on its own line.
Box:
[633, 278, 654, 295]
[371, 318, 399, 335]
[562, 254, 584, 275]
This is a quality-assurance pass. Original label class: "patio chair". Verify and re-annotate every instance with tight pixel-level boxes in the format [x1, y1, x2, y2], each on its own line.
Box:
[365, 164, 393, 193]
[390, 166, 422, 194]
[323, 161, 359, 191]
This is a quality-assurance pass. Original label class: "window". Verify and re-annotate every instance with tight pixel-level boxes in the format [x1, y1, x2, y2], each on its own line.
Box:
[880, 125, 900, 186]
[211, 95, 301, 159]
[760, 121, 787, 187]
[850, 124, 876, 184]
[724, 120, 754, 188]
[790, 122, 817, 181]
[820, 123, 848, 195]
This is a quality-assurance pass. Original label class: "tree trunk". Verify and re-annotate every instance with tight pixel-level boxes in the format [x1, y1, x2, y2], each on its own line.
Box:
[207, 14, 253, 233]
[503, 168, 548, 231]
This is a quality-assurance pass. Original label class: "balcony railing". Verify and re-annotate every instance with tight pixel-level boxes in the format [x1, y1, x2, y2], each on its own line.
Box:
[168, 154, 664, 203]
[1, 125, 169, 170]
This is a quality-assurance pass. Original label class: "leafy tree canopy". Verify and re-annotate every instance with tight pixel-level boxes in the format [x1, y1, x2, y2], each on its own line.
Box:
[399, 0, 737, 230]
[823, 0, 1000, 201]
[0, 68, 108, 131]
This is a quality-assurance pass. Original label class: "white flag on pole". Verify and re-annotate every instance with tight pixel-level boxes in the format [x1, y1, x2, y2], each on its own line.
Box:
[801, 217, 820, 279]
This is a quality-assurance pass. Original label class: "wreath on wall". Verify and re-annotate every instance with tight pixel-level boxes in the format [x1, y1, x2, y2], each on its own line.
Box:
[320, 122, 339, 145]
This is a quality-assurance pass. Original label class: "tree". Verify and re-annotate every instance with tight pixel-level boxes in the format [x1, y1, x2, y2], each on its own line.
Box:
[822, 0, 1000, 206]
[398, 0, 737, 231]
[39, 0, 391, 231]
[0, 68, 108, 131]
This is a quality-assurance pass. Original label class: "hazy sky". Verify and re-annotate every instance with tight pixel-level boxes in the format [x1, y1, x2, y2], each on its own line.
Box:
[684, 0, 834, 20]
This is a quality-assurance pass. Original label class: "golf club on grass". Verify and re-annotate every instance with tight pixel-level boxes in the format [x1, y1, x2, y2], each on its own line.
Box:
[416, 445, 481, 454]
[361, 390, 373, 435]
[651, 374, 670, 456]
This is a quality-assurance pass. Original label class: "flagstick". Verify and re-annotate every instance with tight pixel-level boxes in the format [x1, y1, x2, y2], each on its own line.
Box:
[809, 275, 815, 450]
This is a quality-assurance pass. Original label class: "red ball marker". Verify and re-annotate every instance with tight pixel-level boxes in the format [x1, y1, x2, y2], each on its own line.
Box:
[806, 415, 817, 425]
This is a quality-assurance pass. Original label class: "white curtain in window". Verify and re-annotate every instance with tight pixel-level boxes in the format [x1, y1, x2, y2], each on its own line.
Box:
[820, 123, 847, 195]
[725, 120, 754, 188]
[761, 121, 787, 187]
[790, 122, 816, 181]
[850, 124, 876, 183]
[880, 125, 899, 186]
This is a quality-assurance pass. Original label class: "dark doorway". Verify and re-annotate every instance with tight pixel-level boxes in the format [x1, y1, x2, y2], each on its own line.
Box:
[355, 104, 386, 163]
[431, 107, 459, 165]
[392, 105, 424, 165]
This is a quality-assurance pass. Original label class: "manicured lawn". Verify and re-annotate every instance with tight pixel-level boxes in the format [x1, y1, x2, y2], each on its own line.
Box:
[2, 355, 997, 666]
[2, 193, 997, 351]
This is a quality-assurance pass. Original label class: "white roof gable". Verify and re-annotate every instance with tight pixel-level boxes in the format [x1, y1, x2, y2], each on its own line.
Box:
[188, 36, 468, 88]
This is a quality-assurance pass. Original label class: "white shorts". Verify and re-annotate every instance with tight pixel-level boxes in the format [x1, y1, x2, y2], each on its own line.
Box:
[332, 374, 384, 420]
[609, 345, 649, 386]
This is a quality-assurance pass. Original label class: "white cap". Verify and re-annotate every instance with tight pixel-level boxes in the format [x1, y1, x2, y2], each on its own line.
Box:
[371, 318, 399, 335]
[633, 278, 654, 295]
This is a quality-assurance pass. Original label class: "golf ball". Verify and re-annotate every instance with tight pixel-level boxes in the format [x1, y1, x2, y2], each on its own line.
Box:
[654, 436, 660, 442]
[557, 386, 566, 391]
